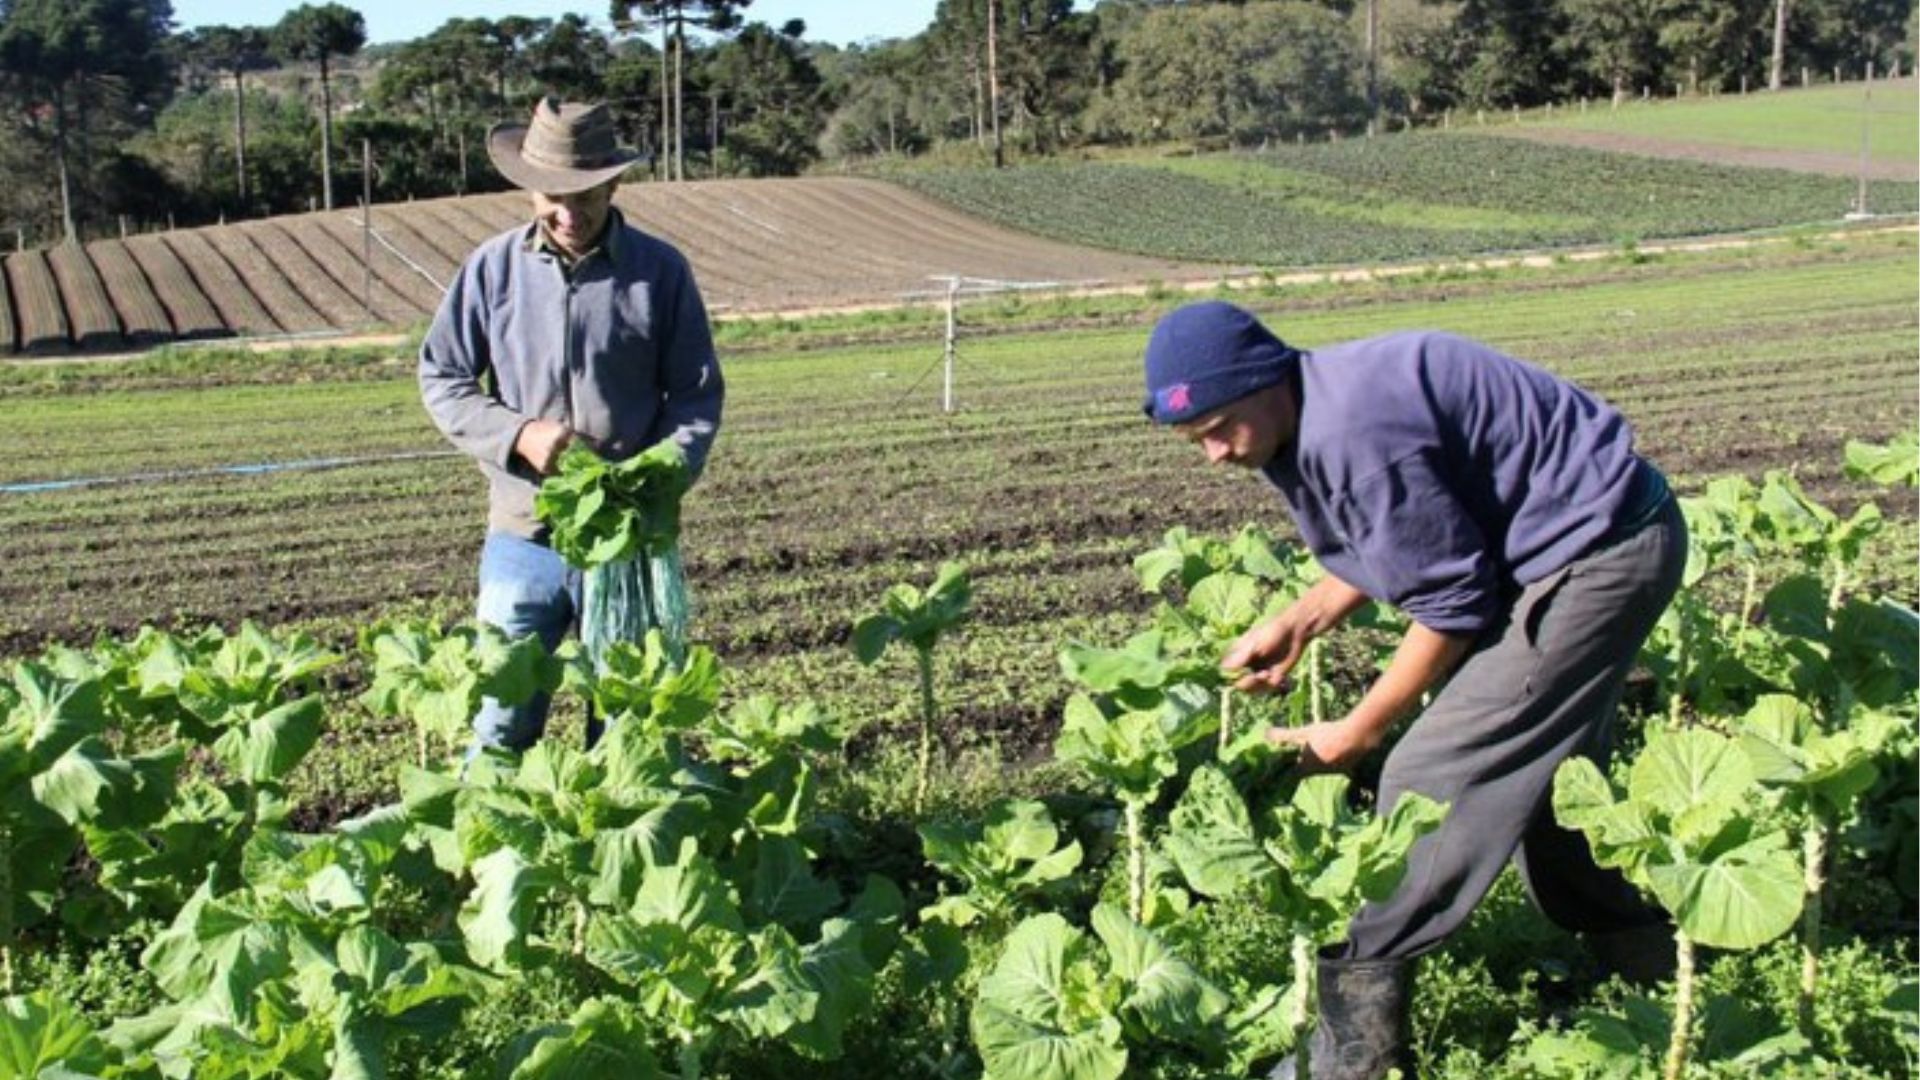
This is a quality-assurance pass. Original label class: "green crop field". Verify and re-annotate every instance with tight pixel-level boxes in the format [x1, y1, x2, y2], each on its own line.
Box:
[1522, 78, 1920, 168]
[896, 134, 1917, 265]
[2, 234, 1915, 1079]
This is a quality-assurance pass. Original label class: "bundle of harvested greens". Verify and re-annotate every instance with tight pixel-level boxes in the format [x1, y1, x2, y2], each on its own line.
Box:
[533, 440, 691, 667]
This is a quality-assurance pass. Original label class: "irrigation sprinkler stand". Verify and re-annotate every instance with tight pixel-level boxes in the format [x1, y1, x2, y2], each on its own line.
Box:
[1846, 63, 1874, 220]
[906, 274, 1089, 415]
[362, 139, 374, 320]
[942, 276, 959, 414]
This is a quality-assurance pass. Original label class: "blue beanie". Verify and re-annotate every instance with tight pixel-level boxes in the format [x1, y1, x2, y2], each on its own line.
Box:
[1141, 301, 1300, 424]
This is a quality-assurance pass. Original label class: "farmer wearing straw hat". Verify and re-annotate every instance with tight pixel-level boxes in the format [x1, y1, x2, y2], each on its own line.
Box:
[420, 97, 724, 753]
[1141, 301, 1685, 1080]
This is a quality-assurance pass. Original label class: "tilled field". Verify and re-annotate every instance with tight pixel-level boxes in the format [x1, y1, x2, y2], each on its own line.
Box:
[1, 235, 1914, 765]
[0, 177, 1213, 355]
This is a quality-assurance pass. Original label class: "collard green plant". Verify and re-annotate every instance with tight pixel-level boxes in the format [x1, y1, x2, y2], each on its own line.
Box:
[1054, 689, 1214, 922]
[970, 905, 1289, 1079]
[698, 696, 844, 774]
[1844, 431, 1919, 488]
[1163, 764, 1445, 1061]
[919, 799, 1082, 932]
[563, 631, 722, 745]
[583, 837, 903, 1076]
[1554, 727, 1805, 1080]
[852, 561, 972, 812]
[1740, 694, 1907, 1039]
[360, 619, 561, 766]
[0, 662, 180, 986]
[496, 997, 664, 1079]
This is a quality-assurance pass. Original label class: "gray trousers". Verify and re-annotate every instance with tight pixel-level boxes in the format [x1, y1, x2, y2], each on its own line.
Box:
[1342, 497, 1687, 960]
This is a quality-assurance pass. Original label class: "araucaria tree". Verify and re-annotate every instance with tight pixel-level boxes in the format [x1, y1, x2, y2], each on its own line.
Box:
[0, 0, 176, 244]
[272, 2, 366, 211]
[182, 25, 277, 212]
[609, 0, 752, 181]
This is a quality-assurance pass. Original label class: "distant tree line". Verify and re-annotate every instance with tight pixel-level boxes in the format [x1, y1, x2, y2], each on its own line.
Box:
[0, 0, 1912, 244]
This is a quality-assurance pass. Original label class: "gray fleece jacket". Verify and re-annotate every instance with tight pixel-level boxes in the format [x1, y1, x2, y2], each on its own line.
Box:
[419, 211, 723, 538]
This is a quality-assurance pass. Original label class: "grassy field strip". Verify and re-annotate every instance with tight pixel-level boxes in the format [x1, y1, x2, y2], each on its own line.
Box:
[1523, 79, 1919, 165]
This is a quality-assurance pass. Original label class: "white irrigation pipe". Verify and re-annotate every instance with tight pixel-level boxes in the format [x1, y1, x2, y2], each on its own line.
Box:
[342, 212, 448, 293]
[0, 449, 463, 496]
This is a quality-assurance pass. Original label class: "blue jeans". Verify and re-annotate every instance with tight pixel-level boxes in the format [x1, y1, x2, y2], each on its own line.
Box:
[473, 531, 582, 752]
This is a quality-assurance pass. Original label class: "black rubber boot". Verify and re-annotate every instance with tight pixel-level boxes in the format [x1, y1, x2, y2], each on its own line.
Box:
[1267, 954, 1415, 1080]
[1583, 920, 1677, 988]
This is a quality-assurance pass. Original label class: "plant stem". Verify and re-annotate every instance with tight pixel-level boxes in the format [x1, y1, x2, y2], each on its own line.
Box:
[1219, 686, 1233, 754]
[0, 822, 12, 995]
[1663, 929, 1696, 1080]
[1799, 821, 1827, 1037]
[573, 898, 589, 957]
[1308, 639, 1324, 724]
[915, 647, 937, 814]
[1826, 562, 1846, 627]
[1736, 561, 1759, 658]
[417, 727, 428, 769]
[1297, 930, 1313, 1068]
[1125, 799, 1145, 924]
[1668, 609, 1692, 725]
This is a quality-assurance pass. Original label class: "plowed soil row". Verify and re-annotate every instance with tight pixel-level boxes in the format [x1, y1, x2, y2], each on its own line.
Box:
[0, 178, 1216, 355]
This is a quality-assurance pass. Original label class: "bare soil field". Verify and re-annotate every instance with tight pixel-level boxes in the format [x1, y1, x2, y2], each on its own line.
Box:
[0, 178, 1216, 355]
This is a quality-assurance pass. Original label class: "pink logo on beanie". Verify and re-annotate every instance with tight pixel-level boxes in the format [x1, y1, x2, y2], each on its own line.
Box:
[1165, 383, 1191, 412]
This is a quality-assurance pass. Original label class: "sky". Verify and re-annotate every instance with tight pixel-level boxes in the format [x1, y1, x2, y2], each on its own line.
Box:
[169, 1, 976, 48]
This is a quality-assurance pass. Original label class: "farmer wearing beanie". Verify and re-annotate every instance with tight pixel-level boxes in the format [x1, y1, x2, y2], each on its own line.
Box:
[1142, 301, 1684, 1080]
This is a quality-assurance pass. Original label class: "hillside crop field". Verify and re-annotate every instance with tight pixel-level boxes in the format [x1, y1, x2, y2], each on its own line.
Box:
[897, 134, 1919, 266]
[1, 234, 1914, 1078]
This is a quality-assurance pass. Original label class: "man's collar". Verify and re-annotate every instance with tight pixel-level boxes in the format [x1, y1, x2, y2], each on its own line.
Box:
[522, 208, 625, 264]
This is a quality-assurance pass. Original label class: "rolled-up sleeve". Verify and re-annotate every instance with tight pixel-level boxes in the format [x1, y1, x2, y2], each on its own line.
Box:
[419, 256, 526, 470]
[1334, 450, 1497, 634]
[654, 258, 723, 482]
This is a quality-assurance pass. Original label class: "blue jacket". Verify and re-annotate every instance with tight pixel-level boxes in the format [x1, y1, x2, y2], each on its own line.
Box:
[419, 211, 723, 537]
[1263, 331, 1657, 634]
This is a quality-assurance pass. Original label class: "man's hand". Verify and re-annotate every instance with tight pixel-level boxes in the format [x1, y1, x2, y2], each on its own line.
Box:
[1265, 719, 1381, 773]
[1221, 576, 1372, 693]
[1222, 606, 1316, 693]
[514, 418, 574, 475]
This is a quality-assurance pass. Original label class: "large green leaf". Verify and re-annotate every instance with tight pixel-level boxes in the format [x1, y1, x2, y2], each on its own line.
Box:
[8, 663, 108, 773]
[785, 918, 878, 1059]
[1187, 573, 1263, 636]
[458, 847, 549, 971]
[0, 991, 112, 1077]
[1627, 729, 1752, 842]
[629, 839, 742, 933]
[716, 927, 818, 1041]
[209, 695, 323, 785]
[1164, 765, 1273, 900]
[742, 835, 839, 931]
[1090, 904, 1228, 1044]
[31, 739, 180, 830]
[971, 1005, 1128, 1080]
[1645, 827, 1802, 950]
[1552, 757, 1656, 864]
[141, 884, 294, 1028]
[972, 914, 1126, 1080]
[500, 998, 664, 1079]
